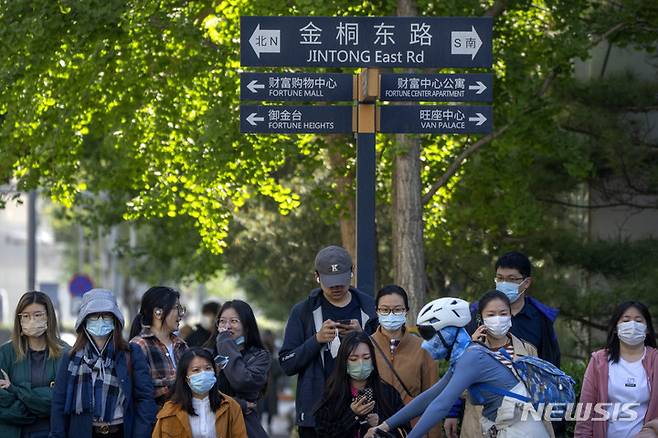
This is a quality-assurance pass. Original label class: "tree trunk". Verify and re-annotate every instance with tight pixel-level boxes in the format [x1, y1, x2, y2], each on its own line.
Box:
[394, 0, 426, 324]
[327, 135, 357, 259]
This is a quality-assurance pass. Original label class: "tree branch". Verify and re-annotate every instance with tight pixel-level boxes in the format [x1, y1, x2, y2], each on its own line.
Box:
[537, 196, 658, 210]
[484, 0, 508, 18]
[422, 125, 509, 205]
[560, 310, 608, 332]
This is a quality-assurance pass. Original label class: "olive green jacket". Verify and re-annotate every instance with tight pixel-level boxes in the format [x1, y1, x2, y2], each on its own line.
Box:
[0, 340, 68, 437]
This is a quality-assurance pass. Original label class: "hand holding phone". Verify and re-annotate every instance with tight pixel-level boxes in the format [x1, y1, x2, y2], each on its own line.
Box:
[472, 325, 488, 343]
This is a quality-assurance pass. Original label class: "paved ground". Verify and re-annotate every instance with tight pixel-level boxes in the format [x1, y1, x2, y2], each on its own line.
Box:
[261, 399, 296, 438]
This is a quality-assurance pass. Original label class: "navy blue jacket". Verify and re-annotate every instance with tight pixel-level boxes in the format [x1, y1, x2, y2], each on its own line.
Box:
[49, 343, 157, 438]
[279, 288, 376, 428]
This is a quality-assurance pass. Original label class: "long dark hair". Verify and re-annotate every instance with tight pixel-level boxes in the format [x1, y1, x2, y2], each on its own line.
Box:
[170, 348, 223, 415]
[204, 300, 264, 351]
[130, 286, 180, 339]
[315, 332, 395, 417]
[606, 301, 657, 363]
[12, 291, 63, 360]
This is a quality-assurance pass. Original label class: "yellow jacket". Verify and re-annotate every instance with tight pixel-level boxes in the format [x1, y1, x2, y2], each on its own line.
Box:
[152, 392, 247, 438]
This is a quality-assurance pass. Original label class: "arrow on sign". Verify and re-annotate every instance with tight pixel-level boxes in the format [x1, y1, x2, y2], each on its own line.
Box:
[468, 113, 487, 126]
[468, 81, 487, 94]
[249, 24, 281, 58]
[450, 26, 483, 60]
[246, 113, 264, 126]
[247, 80, 265, 93]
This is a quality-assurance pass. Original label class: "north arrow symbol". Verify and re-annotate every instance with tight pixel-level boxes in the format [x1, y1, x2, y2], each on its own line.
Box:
[246, 113, 265, 126]
[247, 80, 265, 93]
[450, 26, 483, 60]
[468, 81, 487, 94]
[468, 113, 487, 126]
[249, 24, 281, 59]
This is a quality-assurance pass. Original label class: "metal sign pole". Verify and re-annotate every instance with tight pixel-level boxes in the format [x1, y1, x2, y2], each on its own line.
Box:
[355, 68, 379, 296]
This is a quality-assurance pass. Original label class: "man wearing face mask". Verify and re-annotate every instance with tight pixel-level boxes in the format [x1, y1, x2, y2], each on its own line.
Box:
[472, 251, 561, 368]
[185, 301, 221, 347]
[279, 245, 377, 438]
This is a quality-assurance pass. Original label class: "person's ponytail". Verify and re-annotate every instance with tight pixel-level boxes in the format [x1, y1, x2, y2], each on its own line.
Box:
[129, 311, 144, 340]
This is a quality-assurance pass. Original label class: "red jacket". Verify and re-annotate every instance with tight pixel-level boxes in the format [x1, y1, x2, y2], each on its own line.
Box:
[575, 347, 658, 438]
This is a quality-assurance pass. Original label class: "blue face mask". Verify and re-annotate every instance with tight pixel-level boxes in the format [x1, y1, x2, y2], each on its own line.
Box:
[378, 313, 407, 331]
[421, 327, 471, 367]
[422, 326, 457, 360]
[187, 370, 217, 394]
[235, 336, 245, 346]
[495, 280, 526, 303]
[86, 317, 115, 337]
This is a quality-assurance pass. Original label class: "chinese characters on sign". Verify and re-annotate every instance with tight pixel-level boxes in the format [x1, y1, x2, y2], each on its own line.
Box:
[379, 105, 492, 134]
[240, 105, 353, 134]
[240, 73, 354, 102]
[242, 16, 493, 68]
[380, 73, 493, 102]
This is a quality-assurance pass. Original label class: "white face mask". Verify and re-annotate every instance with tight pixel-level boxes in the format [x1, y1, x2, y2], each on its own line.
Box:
[201, 315, 215, 331]
[617, 321, 647, 346]
[483, 315, 512, 337]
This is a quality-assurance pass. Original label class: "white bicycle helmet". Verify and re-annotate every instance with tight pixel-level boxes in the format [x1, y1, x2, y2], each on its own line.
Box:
[416, 297, 471, 340]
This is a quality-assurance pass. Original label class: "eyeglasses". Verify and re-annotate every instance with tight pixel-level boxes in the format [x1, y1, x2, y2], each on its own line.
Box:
[18, 312, 47, 322]
[417, 324, 437, 341]
[176, 304, 186, 317]
[218, 318, 241, 326]
[87, 312, 114, 321]
[494, 276, 525, 284]
[377, 308, 407, 316]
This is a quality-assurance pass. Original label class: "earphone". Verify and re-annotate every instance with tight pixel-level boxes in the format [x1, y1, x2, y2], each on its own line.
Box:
[154, 308, 163, 317]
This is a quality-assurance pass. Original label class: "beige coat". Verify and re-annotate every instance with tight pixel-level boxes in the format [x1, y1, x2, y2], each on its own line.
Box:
[459, 334, 555, 438]
[372, 326, 444, 438]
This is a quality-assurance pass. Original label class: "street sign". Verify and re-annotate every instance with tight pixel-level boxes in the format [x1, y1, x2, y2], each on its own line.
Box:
[241, 16, 493, 68]
[380, 73, 493, 102]
[379, 105, 492, 134]
[69, 273, 94, 297]
[240, 73, 354, 102]
[240, 105, 353, 134]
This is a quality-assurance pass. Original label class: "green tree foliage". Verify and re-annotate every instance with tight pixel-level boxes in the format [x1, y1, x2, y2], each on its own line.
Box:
[2, 0, 658, 346]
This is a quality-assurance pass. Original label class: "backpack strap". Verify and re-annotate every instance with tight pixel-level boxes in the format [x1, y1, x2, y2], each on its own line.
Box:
[370, 335, 413, 399]
[473, 383, 531, 403]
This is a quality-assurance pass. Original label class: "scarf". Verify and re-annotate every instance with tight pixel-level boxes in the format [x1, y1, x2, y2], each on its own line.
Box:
[65, 333, 123, 422]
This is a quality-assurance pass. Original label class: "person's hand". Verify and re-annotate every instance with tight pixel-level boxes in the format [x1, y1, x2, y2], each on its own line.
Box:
[444, 417, 459, 438]
[0, 369, 11, 389]
[364, 421, 390, 438]
[350, 396, 375, 416]
[215, 329, 233, 352]
[367, 413, 379, 427]
[338, 319, 361, 336]
[471, 325, 487, 342]
[316, 319, 338, 344]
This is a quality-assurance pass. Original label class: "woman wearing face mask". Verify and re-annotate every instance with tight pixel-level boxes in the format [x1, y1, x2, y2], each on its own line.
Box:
[204, 300, 270, 438]
[130, 286, 188, 407]
[0, 291, 68, 438]
[448, 290, 553, 438]
[152, 347, 247, 438]
[365, 297, 550, 438]
[315, 331, 409, 438]
[50, 288, 157, 438]
[575, 301, 658, 438]
[371, 285, 441, 438]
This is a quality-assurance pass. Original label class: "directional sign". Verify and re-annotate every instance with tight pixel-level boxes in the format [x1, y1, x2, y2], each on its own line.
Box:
[380, 73, 493, 102]
[241, 16, 493, 68]
[240, 105, 353, 134]
[240, 73, 354, 102]
[379, 105, 492, 134]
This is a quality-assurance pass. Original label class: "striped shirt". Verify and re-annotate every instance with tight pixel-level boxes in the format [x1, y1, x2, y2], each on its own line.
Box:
[492, 342, 516, 372]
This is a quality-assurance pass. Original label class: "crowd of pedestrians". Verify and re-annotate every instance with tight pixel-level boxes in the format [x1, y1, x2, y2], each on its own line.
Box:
[0, 246, 655, 438]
